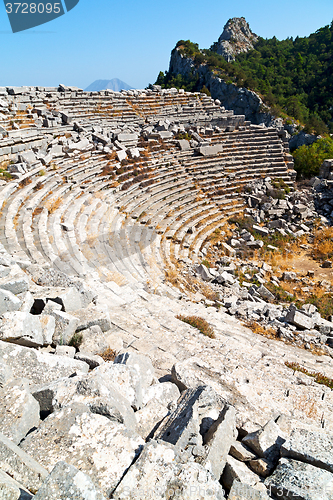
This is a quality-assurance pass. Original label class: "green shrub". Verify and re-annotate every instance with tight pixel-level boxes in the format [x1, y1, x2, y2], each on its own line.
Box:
[292, 137, 333, 178]
[69, 332, 83, 349]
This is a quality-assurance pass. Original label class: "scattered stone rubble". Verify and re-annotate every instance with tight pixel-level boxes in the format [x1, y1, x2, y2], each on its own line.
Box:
[1, 335, 333, 499]
[0, 87, 331, 498]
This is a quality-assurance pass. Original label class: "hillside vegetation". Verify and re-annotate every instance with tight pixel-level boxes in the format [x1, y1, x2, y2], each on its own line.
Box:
[156, 22, 333, 135]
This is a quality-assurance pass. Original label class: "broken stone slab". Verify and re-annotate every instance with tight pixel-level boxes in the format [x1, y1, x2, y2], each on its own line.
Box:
[142, 381, 180, 407]
[178, 139, 190, 151]
[0, 432, 47, 493]
[0, 276, 29, 295]
[32, 373, 137, 431]
[0, 469, 33, 500]
[51, 287, 82, 312]
[253, 225, 269, 237]
[135, 398, 169, 439]
[72, 306, 111, 333]
[34, 461, 106, 500]
[54, 345, 76, 358]
[78, 325, 109, 355]
[285, 307, 314, 330]
[74, 351, 104, 369]
[257, 285, 274, 302]
[230, 441, 258, 462]
[38, 314, 55, 345]
[228, 480, 270, 500]
[114, 352, 155, 391]
[0, 340, 88, 387]
[197, 144, 223, 156]
[248, 457, 274, 477]
[242, 419, 286, 463]
[20, 403, 144, 497]
[265, 458, 333, 500]
[0, 289, 22, 314]
[221, 455, 260, 490]
[155, 385, 225, 450]
[0, 311, 44, 347]
[0, 378, 40, 444]
[46, 310, 80, 345]
[194, 263, 213, 281]
[94, 362, 143, 410]
[200, 404, 237, 480]
[281, 428, 333, 473]
[112, 439, 225, 500]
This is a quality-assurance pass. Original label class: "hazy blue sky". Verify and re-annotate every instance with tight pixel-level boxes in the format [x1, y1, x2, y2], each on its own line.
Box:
[0, 0, 332, 89]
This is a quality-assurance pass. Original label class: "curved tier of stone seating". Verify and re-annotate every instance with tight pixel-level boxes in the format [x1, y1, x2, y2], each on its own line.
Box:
[0, 87, 296, 297]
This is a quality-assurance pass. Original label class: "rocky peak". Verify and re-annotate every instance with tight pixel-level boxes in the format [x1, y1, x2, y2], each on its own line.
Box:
[212, 17, 258, 62]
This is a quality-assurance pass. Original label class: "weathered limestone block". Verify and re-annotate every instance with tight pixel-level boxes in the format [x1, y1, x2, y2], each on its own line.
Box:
[281, 428, 333, 473]
[135, 399, 169, 439]
[38, 314, 55, 345]
[201, 404, 237, 479]
[0, 378, 40, 444]
[142, 381, 180, 407]
[32, 373, 137, 432]
[0, 276, 29, 295]
[265, 458, 333, 500]
[156, 386, 225, 451]
[47, 310, 80, 345]
[114, 352, 155, 391]
[0, 340, 89, 386]
[221, 456, 260, 490]
[52, 287, 82, 312]
[198, 144, 223, 156]
[0, 432, 47, 493]
[0, 311, 44, 347]
[74, 351, 104, 369]
[0, 359, 13, 388]
[0, 469, 32, 500]
[230, 441, 257, 462]
[285, 308, 314, 330]
[112, 440, 225, 500]
[21, 403, 144, 497]
[242, 420, 286, 462]
[78, 325, 109, 355]
[73, 306, 111, 333]
[0, 289, 22, 314]
[34, 461, 107, 500]
[94, 362, 143, 410]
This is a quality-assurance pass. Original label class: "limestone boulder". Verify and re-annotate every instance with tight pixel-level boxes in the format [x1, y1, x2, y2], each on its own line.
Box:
[34, 461, 107, 500]
[0, 432, 47, 493]
[281, 428, 333, 473]
[114, 352, 155, 391]
[0, 340, 89, 387]
[0, 311, 44, 347]
[265, 458, 333, 500]
[94, 362, 143, 410]
[112, 440, 225, 499]
[20, 403, 144, 497]
[0, 378, 40, 444]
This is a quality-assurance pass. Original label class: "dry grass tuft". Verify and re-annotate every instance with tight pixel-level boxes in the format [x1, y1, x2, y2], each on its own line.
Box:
[176, 314, 215, 339]
[245, 320, 279, 340]
[285, 361, 333, 389]
[99, 347, 117, 362]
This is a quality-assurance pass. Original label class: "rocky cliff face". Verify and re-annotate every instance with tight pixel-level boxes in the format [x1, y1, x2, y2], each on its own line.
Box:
[169, 48, 268, 124]
[211, 17, 258, 62]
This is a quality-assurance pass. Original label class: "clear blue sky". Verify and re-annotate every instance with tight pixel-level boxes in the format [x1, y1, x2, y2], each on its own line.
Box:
[0, 0, 332, 89]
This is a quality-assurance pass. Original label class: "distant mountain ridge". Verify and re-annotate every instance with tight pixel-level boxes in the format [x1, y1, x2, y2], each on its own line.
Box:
[85, 79, 133, 92]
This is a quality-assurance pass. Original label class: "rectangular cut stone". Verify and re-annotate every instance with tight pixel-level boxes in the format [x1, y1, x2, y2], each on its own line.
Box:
[198, 144, 223, 156]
